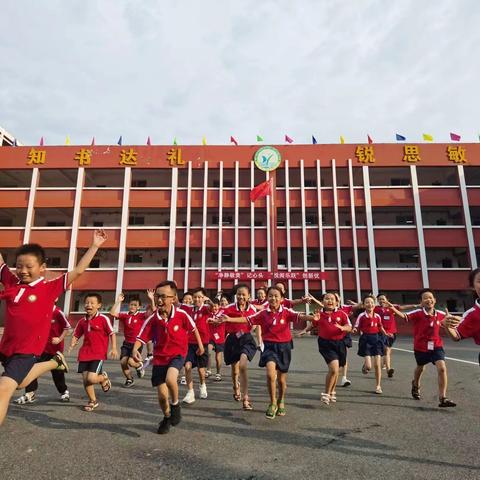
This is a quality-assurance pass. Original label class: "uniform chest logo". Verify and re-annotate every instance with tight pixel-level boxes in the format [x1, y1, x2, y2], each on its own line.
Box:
[27, 294, 37, 303]
[173, 325, 179, 332]
[280, 319, 285, 324]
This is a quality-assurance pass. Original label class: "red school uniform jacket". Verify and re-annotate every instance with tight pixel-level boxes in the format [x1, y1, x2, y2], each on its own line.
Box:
[223, 303, 258, 335]
[0, 264, 68, 357]
[179, 304, 211, 345]
[247, 306, 298, 343]
[137, 306, 196, 366]
[405, 308, 445, 352]
[313, 309, 351, 341]
[355, 311, 383, 334]
[374, 305, 398, 334]
[118, 311, 148, 343]
[457, 300, 480, 345]
[208, 309, 226, 344]
[43, 306, 71, 356]
[73, 312, 115, 362]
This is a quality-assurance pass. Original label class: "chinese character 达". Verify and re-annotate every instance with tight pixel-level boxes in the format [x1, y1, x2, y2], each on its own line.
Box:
[119, 148, 138, 166]
[167, 148, 184, 166]
[403, 145, 421, 163]
[27, 148, 46, 165]
[447, 146, 467, 164]
[355, 146, 376, 164]
[74, 148, 92, 166]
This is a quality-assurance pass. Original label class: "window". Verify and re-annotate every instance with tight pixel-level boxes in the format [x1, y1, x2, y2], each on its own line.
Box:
[132, 179, 147, 188]
[129, 216, 145, 226]
[126, 253, 143, 263]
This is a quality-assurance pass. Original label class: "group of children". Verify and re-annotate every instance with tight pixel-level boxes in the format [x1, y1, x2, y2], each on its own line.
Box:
[1, 232, 480, 434]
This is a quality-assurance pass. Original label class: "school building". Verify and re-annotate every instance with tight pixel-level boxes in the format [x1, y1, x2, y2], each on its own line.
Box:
[0, 141, 479, 319]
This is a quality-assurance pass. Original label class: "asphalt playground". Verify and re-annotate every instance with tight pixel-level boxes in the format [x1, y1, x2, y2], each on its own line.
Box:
[1, 335, 479, 480]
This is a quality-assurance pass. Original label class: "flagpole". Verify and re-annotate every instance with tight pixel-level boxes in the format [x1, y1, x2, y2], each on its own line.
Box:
[270, 170, 278, 277]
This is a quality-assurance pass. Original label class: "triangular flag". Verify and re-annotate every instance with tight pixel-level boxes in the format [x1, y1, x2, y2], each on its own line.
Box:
[250, 178, 272, 202]
[340, 135, 345, 144]
[450, 132, 461, 142]
[13, 138, 18, 147]
[422, 133, 433, 142]
[65, 135, 70, 145]
[202, 137, 207, 146]
[312, 135, 317, 145]
[146, 136, 151, 146]
[230, 136, 238, 146]
[173, 137, 177, 145]
[117, 136, 123, 146]
[285, 134, 293, 144]
[396, 133, 406, 141]
[256, 135, 264, 142]
[91, 137, 96, 146]
[367, 135, 373, 144]
[39, 137, 44, 146]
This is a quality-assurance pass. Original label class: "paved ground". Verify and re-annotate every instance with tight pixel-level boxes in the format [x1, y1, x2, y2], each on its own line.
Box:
[1, 335, 479, 480]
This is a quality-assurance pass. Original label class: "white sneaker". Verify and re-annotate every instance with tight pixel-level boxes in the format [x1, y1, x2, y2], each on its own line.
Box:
[205, 369, 212, 378]
[182, 389, 195, 404]
[340, 377, 351, 387]
[330, 391, 337, 403]
[180, 376, 187, 385]
[14, 392, 36, 404]
[199, 383, 208, 399]
[143, 355, 153, 370]
[60, 390, 70, 402]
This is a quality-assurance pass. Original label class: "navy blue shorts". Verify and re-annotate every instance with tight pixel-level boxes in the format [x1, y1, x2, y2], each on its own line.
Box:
[151, 355, 185, 386]
[0, 353, 37, 385]
[343, 334, 353, 348]
[358, 333, 384, 357]
[318, 337, 347, 367]
[259, 341, 293, 373]
[209, 341, 225, 353]
[78, 360, 103, 374]
[224, 333, 257, 365]
[382, 333, 397, 348]
[414, 348, 445, 366]
[120, 341, 143, 359]
[185, 344, 209, 369]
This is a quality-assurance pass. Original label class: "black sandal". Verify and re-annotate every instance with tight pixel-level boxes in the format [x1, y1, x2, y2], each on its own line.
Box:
[439, 397, 456, 408]
[411, 380, 421, 400]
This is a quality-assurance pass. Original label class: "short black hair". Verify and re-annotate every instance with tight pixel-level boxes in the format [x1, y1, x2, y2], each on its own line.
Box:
[418, 288, 435, 300]
[182, 291, 193, 298]
[155, 280, 178, 294]
[192, 287, 207, 296]
[15, 243, 46, 265]
[234, 283, 251, 295]
[363, 294, 376, 302]
[468, 268, 480, 288]
[266, 286, 284, 297]
[84, 292, 102, 303]
[128, 294, 141, 304]
[212, 298, 221, 305]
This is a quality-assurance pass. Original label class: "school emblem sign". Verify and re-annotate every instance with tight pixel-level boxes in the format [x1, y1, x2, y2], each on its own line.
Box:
[254, 146, 282, 172]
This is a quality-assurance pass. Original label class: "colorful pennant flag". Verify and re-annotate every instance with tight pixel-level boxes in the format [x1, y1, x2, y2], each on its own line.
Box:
[117, 136, 123, 146]
[39, 137, 44, 146]
[173, 137, 177, 145]
[91, 137, 96, 146]
[285, 134, 293, 144]
[202, 136, 207, 145]
[65, 135, 70, 145]
[450, 132, 461, 142]
[250, 178, 272, 202]
[367, 135, 373, 144]
[146, 136, 151, 146]
[256, 135, 264, 142]
[230, 136, 238, 146]
[396, 133, 406, 141]
[422, 133, 433, 142]
[340, 135, 345, 144]
[312, 135, 317, 145]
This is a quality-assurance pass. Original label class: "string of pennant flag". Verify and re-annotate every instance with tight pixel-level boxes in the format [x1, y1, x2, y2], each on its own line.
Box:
[14, 132, 474, 147]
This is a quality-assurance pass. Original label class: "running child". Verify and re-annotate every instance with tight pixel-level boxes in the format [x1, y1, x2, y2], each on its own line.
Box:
[69, 293, 118, 411]
[207, 298, 226, 382]
[178, 291, 194, 385]
[14, 305, 72, 404]
[387, 289, 456, 407]
[353, 295, 390, 394]
[131, 281, 204, 434]
[0, 229, 106, 425]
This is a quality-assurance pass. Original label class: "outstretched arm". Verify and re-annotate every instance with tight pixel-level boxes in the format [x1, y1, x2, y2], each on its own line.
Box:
[110, 293, 124, 317]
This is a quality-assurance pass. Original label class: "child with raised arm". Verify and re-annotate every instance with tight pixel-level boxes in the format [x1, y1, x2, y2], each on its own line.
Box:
[0, 229, 107, 425]
[131, 281, 204, 434]
[353, 295, 390, 394]
[387, 289, 456, 407]
[207, 298, 226, 381]
[69, 293, 118, 411]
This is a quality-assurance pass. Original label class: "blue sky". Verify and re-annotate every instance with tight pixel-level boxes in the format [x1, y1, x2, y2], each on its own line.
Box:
[1, 0, 479, 145]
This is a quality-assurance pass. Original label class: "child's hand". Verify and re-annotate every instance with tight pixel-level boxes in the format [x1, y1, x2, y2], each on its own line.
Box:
[67, 342, 77, 354]
[443, 309, 462, 328]
[92, 229, 107, 247]
[146, 289, 155, 300]
[334, 324, 345, 331]
[347, 299, 357, 306]
[0, 253, 4, 265]
[109, 348, 119, 360]
[352, 328, 358, 335]
[302, 295, 311, 304]
[51, 337, 62, 345]
[117, 293, 125, 302]
[296, 329, 307, 337]
[131, 349, 143, 363]
[196, 345, 205, 356]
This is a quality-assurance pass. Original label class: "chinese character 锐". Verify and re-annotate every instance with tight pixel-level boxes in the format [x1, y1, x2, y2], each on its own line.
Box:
[74, 148, 92, 166]
[447, 146, 467, 164]
[167, 148, 184, 166]
[27, 148, 46, 165]
[403, 145, 421, 163]
[355, 146, 375, 164]
[119, 148, 138, 166]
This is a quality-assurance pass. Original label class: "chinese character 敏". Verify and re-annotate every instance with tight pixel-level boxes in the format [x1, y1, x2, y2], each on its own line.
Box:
[447, 146, 467, 164]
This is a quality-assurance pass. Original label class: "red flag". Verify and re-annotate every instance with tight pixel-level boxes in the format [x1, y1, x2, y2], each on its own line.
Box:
[39, 137, 44, 146]
[367, 134, 373, 144]
[285, 134, 293, 143]
[230, 136, 238, 146]
[147, 136, 151, 145]
[450, 132, 461, 142]
[91, 137, 96, 146]
[250, 178, 272, 202]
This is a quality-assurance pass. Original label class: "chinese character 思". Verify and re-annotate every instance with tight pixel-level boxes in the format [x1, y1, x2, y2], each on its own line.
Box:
[355, 146, 376, 164]
[447, 146, 467, 164]
[27, 148, 46, 165]
[167, 148, 184, 166]
[403, 145, 421, 163]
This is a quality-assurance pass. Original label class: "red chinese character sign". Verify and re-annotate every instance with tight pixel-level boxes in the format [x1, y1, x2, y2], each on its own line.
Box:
[211, 271, 329, 281]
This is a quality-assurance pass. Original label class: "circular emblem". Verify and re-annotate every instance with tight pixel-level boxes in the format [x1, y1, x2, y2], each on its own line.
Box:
[27, 294, 37, 303]
[254, 146, 282, 172]
[280, 319, 285, 324]
[173, 325, 179, 332]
